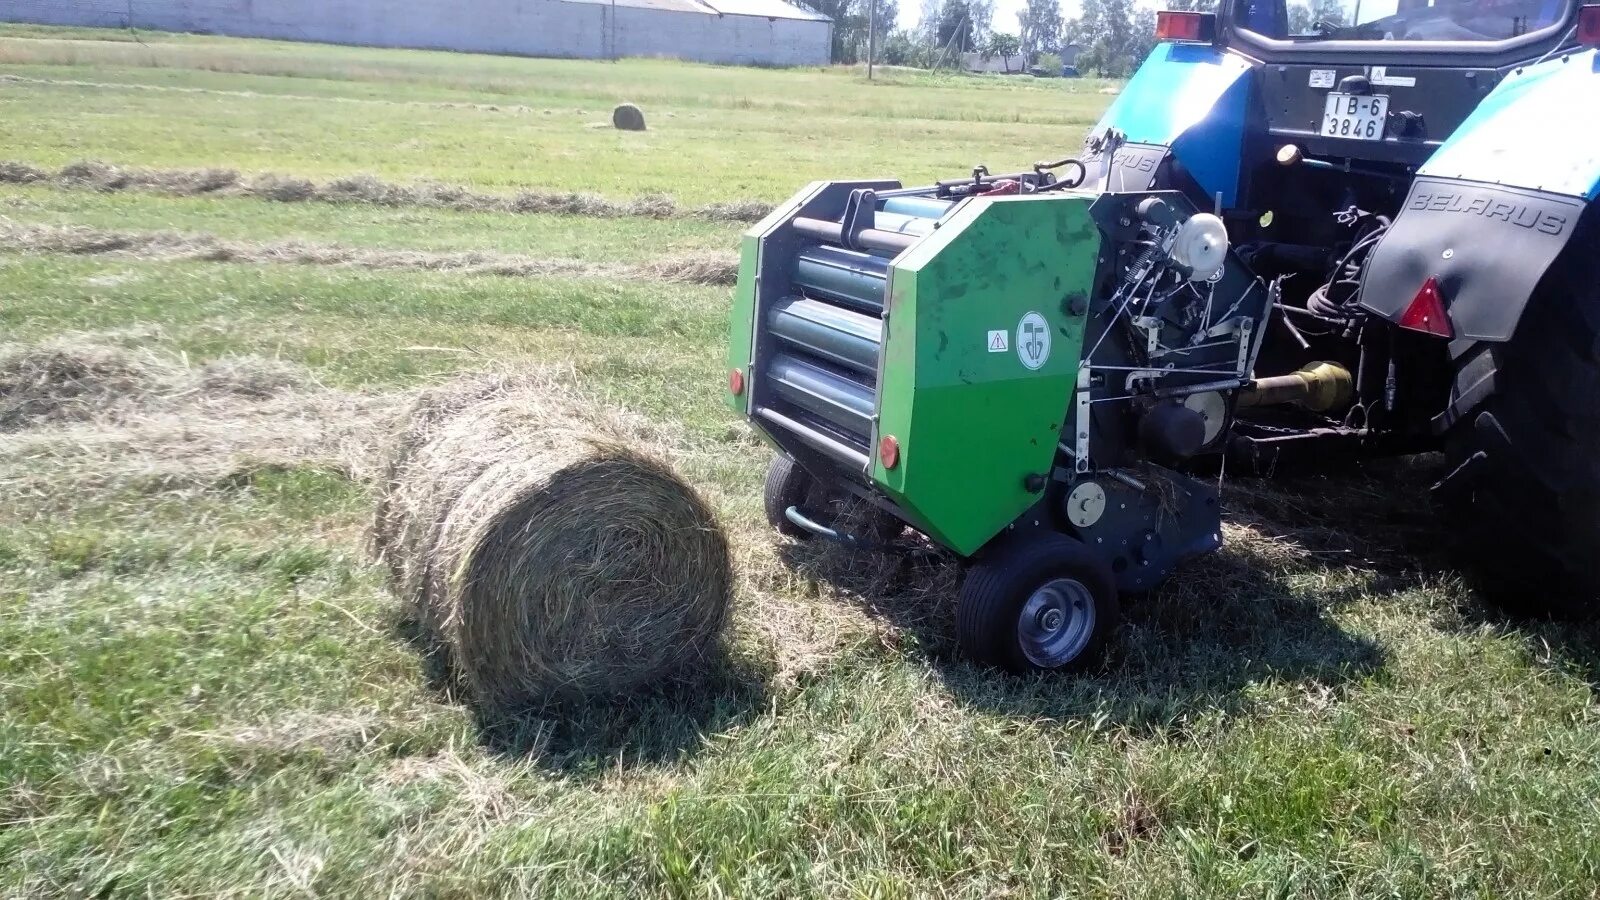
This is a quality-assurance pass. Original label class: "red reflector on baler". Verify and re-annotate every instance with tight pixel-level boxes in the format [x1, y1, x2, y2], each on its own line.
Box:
[1579, 3, 1600, 46]
[878, 434, 900, 469]
[1397, 277, 1454, 338]
[1155, 10, 1215, 42]
[729, 368, 745, 395]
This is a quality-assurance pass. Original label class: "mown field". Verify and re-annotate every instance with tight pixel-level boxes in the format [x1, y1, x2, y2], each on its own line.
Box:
[2, 24, 1598, 899]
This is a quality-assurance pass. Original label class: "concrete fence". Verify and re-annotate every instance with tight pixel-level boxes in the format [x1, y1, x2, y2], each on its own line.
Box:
[0, 0, 832, 66]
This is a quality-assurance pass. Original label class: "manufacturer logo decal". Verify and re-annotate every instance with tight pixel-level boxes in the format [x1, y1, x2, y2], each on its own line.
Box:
[1408, 189, 1569, 236]
[1016, 312, 1051, 370]
[987, 330, 1009, 352]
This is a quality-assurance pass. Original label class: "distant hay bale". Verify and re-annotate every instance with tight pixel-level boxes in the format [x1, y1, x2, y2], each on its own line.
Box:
[372, 378, 732, 709]
[612, 103, 647, 131]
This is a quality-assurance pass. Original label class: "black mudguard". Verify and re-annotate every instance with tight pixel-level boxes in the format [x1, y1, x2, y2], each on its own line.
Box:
[1358, 176, 1588, 342]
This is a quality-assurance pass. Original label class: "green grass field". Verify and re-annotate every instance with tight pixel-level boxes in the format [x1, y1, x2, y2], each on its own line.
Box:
[2, 23, 1599, 899]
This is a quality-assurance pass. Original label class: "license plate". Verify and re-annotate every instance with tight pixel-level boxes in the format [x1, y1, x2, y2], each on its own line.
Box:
[1321, 93, 1389, 140]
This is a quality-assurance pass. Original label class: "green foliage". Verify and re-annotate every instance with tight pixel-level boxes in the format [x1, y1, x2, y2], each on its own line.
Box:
[1063, 0, 1158, 77]
[1035, 51, 1065, 76]
[799, 0, 899, 63]
[1018, 0, 1063, 61]
[936, 0, 977, 52]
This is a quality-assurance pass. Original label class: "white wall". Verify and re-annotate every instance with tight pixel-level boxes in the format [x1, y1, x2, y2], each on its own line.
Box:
[0, 0, 831, 66]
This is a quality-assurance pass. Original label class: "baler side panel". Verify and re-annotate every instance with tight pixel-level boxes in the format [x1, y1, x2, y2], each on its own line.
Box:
[874, 195, 1099, 556]
[1092, 42, 1255, 207]
[727, 234, 760, 417]
[1421, 50, 1600, 201]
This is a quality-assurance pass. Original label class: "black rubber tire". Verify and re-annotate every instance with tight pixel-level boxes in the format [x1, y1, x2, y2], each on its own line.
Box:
[956, 533, 1120, 674]
[763, 453, 816, 539]
[1444, 220, 1600, 617]
[762, 452, 904, 544]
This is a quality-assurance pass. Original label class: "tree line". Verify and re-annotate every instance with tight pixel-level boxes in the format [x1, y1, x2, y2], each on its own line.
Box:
[797, 0, 1222, 77]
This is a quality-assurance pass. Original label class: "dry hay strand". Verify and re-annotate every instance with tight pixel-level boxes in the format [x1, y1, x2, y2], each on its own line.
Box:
[0, 339, 164, 431]
[57, 159, 240, 195]
[696, 199, 775, 223]
[0, 337, 399, 499]
[0, 220, 737, 286]
[1, 159, 772, 223]
[612, 103, 647, 131]
[248, 173, 317, 203]
[372, 377, 733, 709]
[0, 161, 48, 184]
[640, 251, 740, 286]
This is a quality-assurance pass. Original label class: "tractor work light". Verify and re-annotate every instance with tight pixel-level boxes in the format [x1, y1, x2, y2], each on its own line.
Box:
[1579, 3, 1600, 46]
[1397, 277, 1454, 338]
[1155, 10, 1216, 43]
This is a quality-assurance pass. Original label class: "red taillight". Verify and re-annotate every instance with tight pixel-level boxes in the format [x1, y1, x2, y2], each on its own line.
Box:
[878, 434, 900, 469]
[1155, 10, 1215, 42]
[728, 368, 744, 396]
[1398, 277, 1454, 338]
[1579, 3, 1600, 46]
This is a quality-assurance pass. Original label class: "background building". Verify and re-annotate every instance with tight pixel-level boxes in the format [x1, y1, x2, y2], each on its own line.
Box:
[0, 0, 833, 67]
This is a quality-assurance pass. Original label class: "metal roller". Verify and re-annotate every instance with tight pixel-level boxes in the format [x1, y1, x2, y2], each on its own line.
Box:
[793, 245, 889, 311]
[873, 211, 939, 237]
[881, 196, 955, 219]
[767, 296, 882, 377]
[766, 353, 875, 441]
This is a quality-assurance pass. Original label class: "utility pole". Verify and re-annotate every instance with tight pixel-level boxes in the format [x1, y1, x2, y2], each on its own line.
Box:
[867, 0, 877, 80]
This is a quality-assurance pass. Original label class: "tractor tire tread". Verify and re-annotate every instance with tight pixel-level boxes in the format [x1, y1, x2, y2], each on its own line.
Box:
[1447, 215, 1600, 617]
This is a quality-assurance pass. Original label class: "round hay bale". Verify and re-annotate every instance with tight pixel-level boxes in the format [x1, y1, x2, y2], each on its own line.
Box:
[612, 103, 647, 132]
[373, 379, 731, 709]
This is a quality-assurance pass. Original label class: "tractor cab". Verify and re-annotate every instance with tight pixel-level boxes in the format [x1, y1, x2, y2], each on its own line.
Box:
[1218, 0, 1582, 172]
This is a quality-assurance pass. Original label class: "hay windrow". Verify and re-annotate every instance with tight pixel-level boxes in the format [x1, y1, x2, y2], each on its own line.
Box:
[0, 159, 773, 223]
[371, 378, 732, 708]
[0, 338, 399, 497]
[0, 220, 738, 286]
[0, 340, 163, 431]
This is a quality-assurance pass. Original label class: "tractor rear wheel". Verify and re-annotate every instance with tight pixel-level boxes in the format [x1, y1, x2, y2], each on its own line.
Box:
[957, 533, 1119, 673]
[1445, 229, 1600, 617]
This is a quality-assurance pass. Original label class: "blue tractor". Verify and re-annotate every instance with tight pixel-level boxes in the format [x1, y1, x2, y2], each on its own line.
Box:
[1094, 0, 1600, 618]
[729, 0, 1600, 673]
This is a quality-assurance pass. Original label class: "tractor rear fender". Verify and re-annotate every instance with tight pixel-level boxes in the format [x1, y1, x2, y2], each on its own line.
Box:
[1360, 50, 1600, 343]
[1358, 51, 1600, 429]
[1085, 42, 1254, 208]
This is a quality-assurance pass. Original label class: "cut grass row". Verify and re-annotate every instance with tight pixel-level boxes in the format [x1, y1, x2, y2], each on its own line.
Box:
[0, 181, 741, 256]
[0, 29, 1115, 202]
